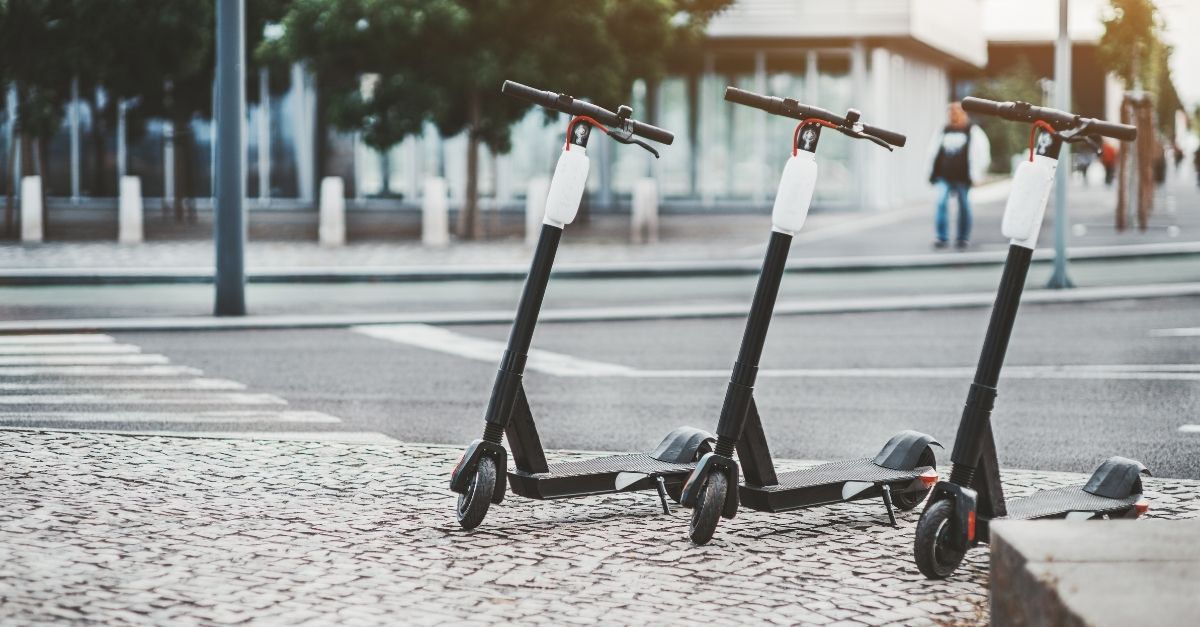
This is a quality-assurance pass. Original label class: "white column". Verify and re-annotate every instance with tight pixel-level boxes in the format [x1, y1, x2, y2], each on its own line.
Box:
[118, 175, 143, 244]
[69, 77, 81, 203]
[631, 178, 658, 244]
[257, 67, 270, 206]
[421, 176, 449, 247]
[753, 50, 768, 204]
[850, 39, 869, 210]
[291, 63, 315, 204]
[20, 176, 42, 242]
[318, 176, 345, 246]
[163, 119, 175, 206]
[525, 176, 549, 245]
[116, 99, 128, 180]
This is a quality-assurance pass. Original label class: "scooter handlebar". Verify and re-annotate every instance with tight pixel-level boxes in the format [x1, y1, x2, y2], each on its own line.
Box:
[501, 80, 674, 145]
[724, 86, 906, 147]
[961, 96, 1137, 142]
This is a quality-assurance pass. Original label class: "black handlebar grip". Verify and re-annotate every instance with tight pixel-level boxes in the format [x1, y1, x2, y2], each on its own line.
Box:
[724, 86, 777, 113]
[862, 124, 906, 148]
[961, 97, 1003, 117]
[501, 80, 557, 110]
[1087, 118, 1137, 142]
[630, 120, 675, 145]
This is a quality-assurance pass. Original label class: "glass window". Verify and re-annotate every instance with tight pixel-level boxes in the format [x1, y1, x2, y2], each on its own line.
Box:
[655, 77, 691, 198]
[765, 53, 808, 191]
[815, 53, 853, 205]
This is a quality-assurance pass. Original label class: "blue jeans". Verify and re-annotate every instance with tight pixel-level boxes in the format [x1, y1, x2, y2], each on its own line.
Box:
[934, 179, 972, 243]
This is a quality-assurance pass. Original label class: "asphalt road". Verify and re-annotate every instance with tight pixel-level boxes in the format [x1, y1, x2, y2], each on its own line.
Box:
[3, 294, 1189, 478]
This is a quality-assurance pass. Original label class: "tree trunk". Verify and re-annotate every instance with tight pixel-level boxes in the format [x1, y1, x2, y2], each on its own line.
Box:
[1114, 100, 1130, 231]
[172, 111, 191, 222]
[1135, 102, 1154, 231]
[36, 136, 48, 231]
[458, 91, 483, 240]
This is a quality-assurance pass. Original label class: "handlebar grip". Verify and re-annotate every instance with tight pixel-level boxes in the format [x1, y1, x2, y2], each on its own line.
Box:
[724, 86, 777, 113]
[630, 120, 674, 145]
[862, 124, 906, 148]
[961, 97, 1003, 117]
[1087, 118, 1137, 142]
[501, 80, 557, 110]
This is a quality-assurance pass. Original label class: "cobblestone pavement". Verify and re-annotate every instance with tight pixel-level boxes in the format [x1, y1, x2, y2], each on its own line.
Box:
[3, 431, 1198, 625]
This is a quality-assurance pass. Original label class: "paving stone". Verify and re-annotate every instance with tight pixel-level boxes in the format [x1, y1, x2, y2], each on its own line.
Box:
[1, 431, 1197, 625]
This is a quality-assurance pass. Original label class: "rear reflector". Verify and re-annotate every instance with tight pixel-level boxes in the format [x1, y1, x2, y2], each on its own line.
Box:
[1134, 500, 1149, 516]
[920, 468, 939, 488]
[967, 510, 977, 542]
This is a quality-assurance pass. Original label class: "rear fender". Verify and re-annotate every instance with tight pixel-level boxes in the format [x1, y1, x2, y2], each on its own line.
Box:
[1084, 456, 1150, 499]
[873, 430, 942, 471]
[649, 426, 716, 463]
[450, 439, 508, 504]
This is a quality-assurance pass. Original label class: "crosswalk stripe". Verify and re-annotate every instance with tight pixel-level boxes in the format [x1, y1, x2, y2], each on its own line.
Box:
[0, 411, 341, 424]
[0, 354, 170, 366]
[0, 334, 114, 345]
[0, 365, 203, 377]
[0, 379, 246, 391]
[0, 393, 285, 405]
[0, 344, 141, 355]
[0, 425, 398, 445]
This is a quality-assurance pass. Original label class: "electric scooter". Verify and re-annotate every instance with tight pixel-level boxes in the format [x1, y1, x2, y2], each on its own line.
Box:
[680, 86, 942, 545]
[912, 96, 1150, 579]
[450, 80, 716, 530]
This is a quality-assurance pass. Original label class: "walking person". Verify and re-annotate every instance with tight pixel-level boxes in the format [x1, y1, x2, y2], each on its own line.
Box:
[928, 101, 990, 249]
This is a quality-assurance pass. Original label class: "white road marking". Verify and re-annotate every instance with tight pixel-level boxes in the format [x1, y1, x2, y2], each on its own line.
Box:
[1179, 425, 1200, 434]
[1150, 328, 1200, 337]
[355, 324, 637, 376]
[0, 354, 169, 366]
[0, 392, 285, 405]
[0, 344, 141, 355]
[0, 411, 340, 424]
[0, 334, 114, 344]
[356, 324, 1200, 382]
[0, 426, 396, 444]
[0, 365, 203, 377]
[0, 379, 245, 391]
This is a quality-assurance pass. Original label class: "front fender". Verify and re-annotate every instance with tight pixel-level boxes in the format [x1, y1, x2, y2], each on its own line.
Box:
[927, 481, 978, 550]
[680, 452, 740, 519]
[450, 439, 508, 504]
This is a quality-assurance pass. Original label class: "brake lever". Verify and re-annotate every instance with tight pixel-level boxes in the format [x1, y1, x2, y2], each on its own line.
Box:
[835, 126, 893, 151]
[609, 124, 661, 159]
[1055, 120, 1102, 154]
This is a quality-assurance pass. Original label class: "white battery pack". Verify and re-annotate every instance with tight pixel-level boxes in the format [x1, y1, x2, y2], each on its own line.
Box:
[771, 152, 818, 234]
[1002, 156, 1057, 249]
[543, 147, 590, 227]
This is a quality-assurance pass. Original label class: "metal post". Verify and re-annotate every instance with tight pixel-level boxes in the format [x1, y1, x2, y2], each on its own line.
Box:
[214, 0, 246, 315]
[257, 66, 270, 206]
[1046, 0, 1075, 289]
[116, 100, 127, 180]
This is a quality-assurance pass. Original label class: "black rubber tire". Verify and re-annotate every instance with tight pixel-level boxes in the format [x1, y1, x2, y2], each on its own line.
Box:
[914, 499, 967, 579]
[892, 450, 937, 511]
[456, 456, 496, 530]
[689, 471, 727, 545]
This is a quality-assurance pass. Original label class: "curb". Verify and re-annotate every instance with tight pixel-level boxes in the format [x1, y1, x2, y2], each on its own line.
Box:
[1, 281, 1196, 334]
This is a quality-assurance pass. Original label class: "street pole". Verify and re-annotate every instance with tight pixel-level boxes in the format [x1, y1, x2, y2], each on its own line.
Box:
[1046, 0, 1075, 289]
[214, 0, 246, 315]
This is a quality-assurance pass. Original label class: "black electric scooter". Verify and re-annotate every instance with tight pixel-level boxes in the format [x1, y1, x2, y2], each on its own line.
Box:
[450, 81, 716, 530]
[912, 96, 1150, 579]
[680, 87, 942, 545]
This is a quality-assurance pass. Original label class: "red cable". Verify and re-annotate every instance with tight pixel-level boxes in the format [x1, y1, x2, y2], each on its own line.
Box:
[792, 118, 838, 156]
[1027, 120, 1056, 161]
[565, 116, 610, 151]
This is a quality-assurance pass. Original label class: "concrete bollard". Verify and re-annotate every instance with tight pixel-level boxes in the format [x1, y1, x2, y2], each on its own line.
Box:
[319, 176, 346, 247]
[20, 176, 43, 243]
[118, 175, 144, 244]
[631, 178, 659, 244]
[422, 177, 449, 247]
[525, 177, 550, 245]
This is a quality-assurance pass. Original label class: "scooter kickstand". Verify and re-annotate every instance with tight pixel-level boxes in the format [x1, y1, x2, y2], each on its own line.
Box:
[881, 484, 898, 528]
[654, 476, 671, 515]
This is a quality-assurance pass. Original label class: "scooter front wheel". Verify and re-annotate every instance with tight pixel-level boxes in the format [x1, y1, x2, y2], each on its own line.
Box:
[456, 456, 496, 530]
[913, 499, 967, 579]
[689, 470, 727, 545]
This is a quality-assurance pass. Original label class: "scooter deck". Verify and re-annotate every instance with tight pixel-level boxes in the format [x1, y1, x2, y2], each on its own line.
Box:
[1003, 484, 1141, 520]
[740, 457, 932, 513]
[508, 453, 695, 500]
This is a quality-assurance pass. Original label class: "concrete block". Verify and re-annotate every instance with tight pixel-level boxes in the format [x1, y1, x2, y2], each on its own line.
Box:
[20, 176, 42, 243]
[319, 176, 345, 247]
[422, 177, 449, 247]
[991, 520, 1200, 627]
[118, 175, 144, 244]
[525, 177, 549, 245]
[631, 178, 658, 244]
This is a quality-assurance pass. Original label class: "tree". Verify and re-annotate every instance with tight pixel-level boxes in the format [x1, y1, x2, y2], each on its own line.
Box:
[271, 0, 731, 239]
[972, 57, 1045, 174]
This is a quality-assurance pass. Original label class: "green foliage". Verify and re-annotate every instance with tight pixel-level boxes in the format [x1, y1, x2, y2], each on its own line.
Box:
[1098, 0, 1180, 136]
[972, 57, 1045, 174]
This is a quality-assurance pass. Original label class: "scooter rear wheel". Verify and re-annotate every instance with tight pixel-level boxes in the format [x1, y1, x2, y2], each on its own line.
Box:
[892, 450, 937, 511]
[689, 471, 727, 545]
[914, 499, 967, 579]
[456, 456, 496, 530]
